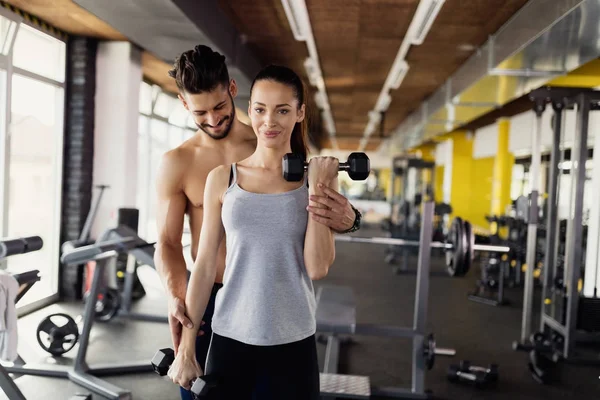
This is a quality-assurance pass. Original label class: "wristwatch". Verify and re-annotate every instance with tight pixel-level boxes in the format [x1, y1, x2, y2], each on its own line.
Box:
[339, 204, 362, 234]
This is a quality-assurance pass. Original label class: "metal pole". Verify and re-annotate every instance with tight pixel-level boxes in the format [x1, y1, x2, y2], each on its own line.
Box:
[541, 102, 563, 329]
[412, 201, 433, 394]
[521, 102, 545, 343]
[75, 257, 109, 371]
[564, 94, 589, 358]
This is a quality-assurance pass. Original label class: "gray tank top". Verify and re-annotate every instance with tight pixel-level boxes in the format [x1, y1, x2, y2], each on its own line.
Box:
[211, 163, 316, 345]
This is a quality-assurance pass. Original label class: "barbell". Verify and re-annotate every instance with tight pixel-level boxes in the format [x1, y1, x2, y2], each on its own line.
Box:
[335, 217, 510, 277]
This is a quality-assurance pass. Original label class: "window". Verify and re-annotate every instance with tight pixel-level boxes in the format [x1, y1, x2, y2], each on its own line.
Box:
[12, 24, 65, 82]
[7, 74, 64, 302]
[0, 15, 17, 55]
[136, 83, 196, 241]
[0, 12, 66, 310]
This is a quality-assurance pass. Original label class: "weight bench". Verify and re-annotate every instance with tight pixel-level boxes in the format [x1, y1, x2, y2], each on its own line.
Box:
[316, 284, 371, 399]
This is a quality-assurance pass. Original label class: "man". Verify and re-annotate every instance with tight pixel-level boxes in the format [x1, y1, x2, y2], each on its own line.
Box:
[154, 45, 361, 399]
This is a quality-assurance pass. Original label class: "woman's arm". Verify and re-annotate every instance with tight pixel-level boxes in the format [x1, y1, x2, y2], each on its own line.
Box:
[178, 166, 228, 355]
[304, 157, 339, 280]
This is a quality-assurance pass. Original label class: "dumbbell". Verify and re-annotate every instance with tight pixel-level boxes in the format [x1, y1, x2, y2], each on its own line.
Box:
[458, 360, 499, 382]
[447, 364, 489, 387]
[282, 152, 370, 182]
[151, 348, 217, 399]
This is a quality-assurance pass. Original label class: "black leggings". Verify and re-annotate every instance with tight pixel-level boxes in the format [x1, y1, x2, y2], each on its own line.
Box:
[204, 333, 320, 400]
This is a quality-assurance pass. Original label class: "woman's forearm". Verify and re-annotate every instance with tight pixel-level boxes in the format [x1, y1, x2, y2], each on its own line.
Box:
[179, 261, 217, 353]
[304, 182, 336, 280]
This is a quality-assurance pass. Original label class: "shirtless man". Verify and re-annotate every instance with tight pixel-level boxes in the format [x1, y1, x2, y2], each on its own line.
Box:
[154, 45, 361, 399]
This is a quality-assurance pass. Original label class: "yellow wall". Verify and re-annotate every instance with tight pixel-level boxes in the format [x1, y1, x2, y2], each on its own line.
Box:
[491, 119, 515, 217]
[470, 157, 495, 229]
[435, 165, 444, 204]
[378, 168, 391, 199]
[449, 131, 474, 223]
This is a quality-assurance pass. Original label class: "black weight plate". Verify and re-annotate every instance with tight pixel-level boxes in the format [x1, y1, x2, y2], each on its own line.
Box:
[423, 333, 436, 370]
[94, 288, 121, 322]
[446, 217, 468, 277]
[36, 313, 79, 356]
[463, 219, 474, 276]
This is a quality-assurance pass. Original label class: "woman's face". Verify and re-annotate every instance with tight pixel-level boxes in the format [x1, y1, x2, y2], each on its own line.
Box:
[248, 80, 305, 150]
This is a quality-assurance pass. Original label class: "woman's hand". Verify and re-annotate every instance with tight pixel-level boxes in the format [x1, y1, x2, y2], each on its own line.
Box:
[167, 349, 203, 390]
[307, 156, 339, 188]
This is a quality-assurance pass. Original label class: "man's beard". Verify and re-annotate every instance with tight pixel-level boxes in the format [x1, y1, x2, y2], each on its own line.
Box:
[198, 96, 236, 140]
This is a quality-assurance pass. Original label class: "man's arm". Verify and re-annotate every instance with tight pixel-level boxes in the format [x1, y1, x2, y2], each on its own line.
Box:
[154, 150, 194, 335]
[307, 185, 361, 233]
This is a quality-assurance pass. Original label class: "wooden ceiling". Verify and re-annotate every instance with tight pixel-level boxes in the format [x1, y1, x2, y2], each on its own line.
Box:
[6, 0, 531, 151]
[218, 0, 530, 150]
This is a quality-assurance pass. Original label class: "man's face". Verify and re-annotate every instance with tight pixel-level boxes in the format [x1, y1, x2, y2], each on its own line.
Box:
[180, 83, 237, 140]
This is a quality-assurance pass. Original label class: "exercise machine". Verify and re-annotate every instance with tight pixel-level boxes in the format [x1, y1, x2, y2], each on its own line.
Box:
[0, 236, 92, 400]
[3, 230, 159, 400]
[385, 156, 451, 274]
[93, 225, 168, 323]
[513, 87, 600, 383]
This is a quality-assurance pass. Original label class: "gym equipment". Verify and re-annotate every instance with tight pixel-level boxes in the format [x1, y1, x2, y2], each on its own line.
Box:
[36, 313, 79, 356]
[318, 202, 456, 399]
[93, 225, 168, 323]
[61, 185, 109, 253]
[513, 87, 600, 383]
[61, 185, 109, 300]
[335, 217, 510, 277]
[67, 225, 166, 324]
[282, 152, 370, 181]
[0, 236, 43, 258]
[447, 360, 498, 387]
[83, 287, 121, 322]
[151, 348, 217, 399]
[385, 156, 439, 273]
[0, 237, 93, 400]
[3, 233, 161, 400]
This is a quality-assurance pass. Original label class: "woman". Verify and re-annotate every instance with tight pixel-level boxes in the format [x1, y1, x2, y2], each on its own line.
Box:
[167, 64, 338, 399]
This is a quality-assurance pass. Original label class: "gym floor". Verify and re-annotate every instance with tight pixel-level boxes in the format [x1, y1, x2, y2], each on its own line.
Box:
[4, 226, 600, 400]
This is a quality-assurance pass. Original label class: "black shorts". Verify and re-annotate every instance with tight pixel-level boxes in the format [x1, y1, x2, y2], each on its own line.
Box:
[204, 333, 320, 400]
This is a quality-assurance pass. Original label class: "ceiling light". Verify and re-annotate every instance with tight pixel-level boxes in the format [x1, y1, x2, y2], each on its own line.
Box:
[409, 0, 445, 46]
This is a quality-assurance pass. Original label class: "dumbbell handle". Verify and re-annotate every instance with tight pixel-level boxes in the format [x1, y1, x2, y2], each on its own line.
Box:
[300, 161, 353, 172]
[435, 347, 456, 357]
[468, 365, 491, 373]
[456, 371, 478, 381]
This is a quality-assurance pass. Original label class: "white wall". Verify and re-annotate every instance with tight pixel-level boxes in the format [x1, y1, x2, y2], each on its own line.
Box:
[509, 108, 597, 156]
[92, 42, 142, 238]
[434, 139, 453, 203]
[473, 122, 498, 159]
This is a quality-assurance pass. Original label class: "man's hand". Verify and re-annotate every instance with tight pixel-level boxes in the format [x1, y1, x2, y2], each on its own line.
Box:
[168, 297, 205, 355]
[308, 184, 355, 233]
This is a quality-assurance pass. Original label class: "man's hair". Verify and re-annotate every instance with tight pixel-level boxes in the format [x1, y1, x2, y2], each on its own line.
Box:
[168, 45, 230, 94]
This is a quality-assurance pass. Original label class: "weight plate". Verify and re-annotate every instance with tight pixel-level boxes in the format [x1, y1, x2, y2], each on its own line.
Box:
[446, 217, 468, 277]
[84, 287, 121, 322]
[423, 333, 436, 370]
[36, 313, 79, 356]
